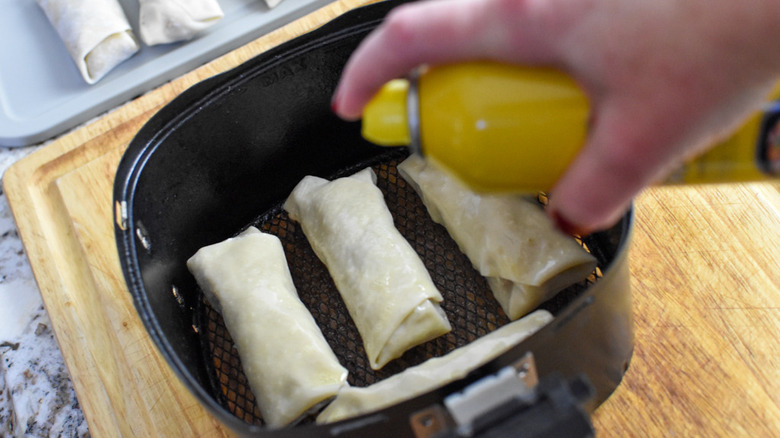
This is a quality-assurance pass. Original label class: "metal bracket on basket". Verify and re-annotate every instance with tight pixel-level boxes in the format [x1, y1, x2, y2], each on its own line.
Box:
[409, 353, 595, 438]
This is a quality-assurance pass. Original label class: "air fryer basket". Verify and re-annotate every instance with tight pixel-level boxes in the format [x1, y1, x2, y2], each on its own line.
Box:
[114, 1, 634, 437]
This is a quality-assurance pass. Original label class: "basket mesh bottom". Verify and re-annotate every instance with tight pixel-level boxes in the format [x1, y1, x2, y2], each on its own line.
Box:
[198, 155, 599, 426]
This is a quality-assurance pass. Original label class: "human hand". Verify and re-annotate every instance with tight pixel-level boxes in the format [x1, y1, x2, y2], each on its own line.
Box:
[331, 0, 780, 234]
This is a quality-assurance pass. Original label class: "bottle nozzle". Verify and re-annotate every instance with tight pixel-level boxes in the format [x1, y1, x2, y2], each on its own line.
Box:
[362, 79, 411, 146]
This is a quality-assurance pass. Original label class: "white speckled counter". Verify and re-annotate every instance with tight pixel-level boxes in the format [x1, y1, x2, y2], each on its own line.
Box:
[0, 146, 89, 437]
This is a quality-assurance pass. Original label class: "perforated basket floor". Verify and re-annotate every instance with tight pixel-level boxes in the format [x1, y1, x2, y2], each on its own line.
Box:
[196, 152, 600, 426]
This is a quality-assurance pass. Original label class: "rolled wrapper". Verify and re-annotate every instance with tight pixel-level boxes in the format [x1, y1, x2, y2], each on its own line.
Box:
[187, 227, 348, 428]
[398, 155, 597, 320]
[37, 0, 139, 84]
[139, 0, 224, 46]
[317, 309, 553, 424]
[284, 168, 452, 370]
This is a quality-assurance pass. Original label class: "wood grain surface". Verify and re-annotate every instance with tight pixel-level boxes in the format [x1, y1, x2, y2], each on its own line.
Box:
[593, 183, 780, 436]
[4, 0, 779, 436]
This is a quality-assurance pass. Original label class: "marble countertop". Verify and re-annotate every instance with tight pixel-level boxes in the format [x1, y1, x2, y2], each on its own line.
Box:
[0, 146, 89, 437]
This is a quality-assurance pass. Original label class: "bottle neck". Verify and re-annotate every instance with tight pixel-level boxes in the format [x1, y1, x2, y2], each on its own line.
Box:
[407, 70, 422, 156]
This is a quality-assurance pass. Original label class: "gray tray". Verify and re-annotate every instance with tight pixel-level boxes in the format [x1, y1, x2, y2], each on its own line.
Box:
[0, 0, 335, 147]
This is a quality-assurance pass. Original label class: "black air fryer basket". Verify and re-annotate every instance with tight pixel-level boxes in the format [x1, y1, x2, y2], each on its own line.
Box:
[113, 1, 634, 437]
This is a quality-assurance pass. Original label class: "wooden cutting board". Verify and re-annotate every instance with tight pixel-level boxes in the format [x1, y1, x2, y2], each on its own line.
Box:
[4, 0, 780, 436]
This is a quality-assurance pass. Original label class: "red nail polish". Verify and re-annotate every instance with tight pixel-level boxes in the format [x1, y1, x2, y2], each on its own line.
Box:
[550, 210, 590, 236]
[331, 88, 341, 114]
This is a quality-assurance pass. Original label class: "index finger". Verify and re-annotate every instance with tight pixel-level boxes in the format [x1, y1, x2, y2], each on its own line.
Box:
[332, 0, 556, 119]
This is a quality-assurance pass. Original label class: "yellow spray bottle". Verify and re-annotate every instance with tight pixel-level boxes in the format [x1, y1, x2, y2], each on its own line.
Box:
[362, 62, 780, 193]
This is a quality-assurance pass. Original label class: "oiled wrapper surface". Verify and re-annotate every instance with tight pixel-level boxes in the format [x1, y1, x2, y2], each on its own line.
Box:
[317, 309, 553, 424]
[187, 227, 348, 428]
[398, 155, 597, 320]
[284, 168, 451, 370]
[37, 0, 139, 84]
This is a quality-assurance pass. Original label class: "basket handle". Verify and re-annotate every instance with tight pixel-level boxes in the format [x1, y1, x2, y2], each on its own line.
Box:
[409, 353, 595, 438]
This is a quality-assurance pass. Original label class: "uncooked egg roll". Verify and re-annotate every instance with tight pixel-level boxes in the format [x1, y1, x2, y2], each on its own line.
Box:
[138, 0, 224, 46]
[284, 168, 452, 370]
[316, 309, 553, 424]
[37, 0, 139, 84]
[398, 155, 597, 320]
[187, 227, 348, 428]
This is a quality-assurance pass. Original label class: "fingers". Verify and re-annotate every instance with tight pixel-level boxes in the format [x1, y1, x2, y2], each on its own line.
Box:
[546, 101, 673, 235]
[546, 76, 778, 235]
[333, 0, 486, 119]
[332, 0, 558, 119]
[332, 0, 780, 236]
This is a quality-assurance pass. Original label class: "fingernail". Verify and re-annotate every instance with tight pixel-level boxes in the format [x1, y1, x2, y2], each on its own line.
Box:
[330, 88, 341, 114]
[550, 210, 591, 236]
